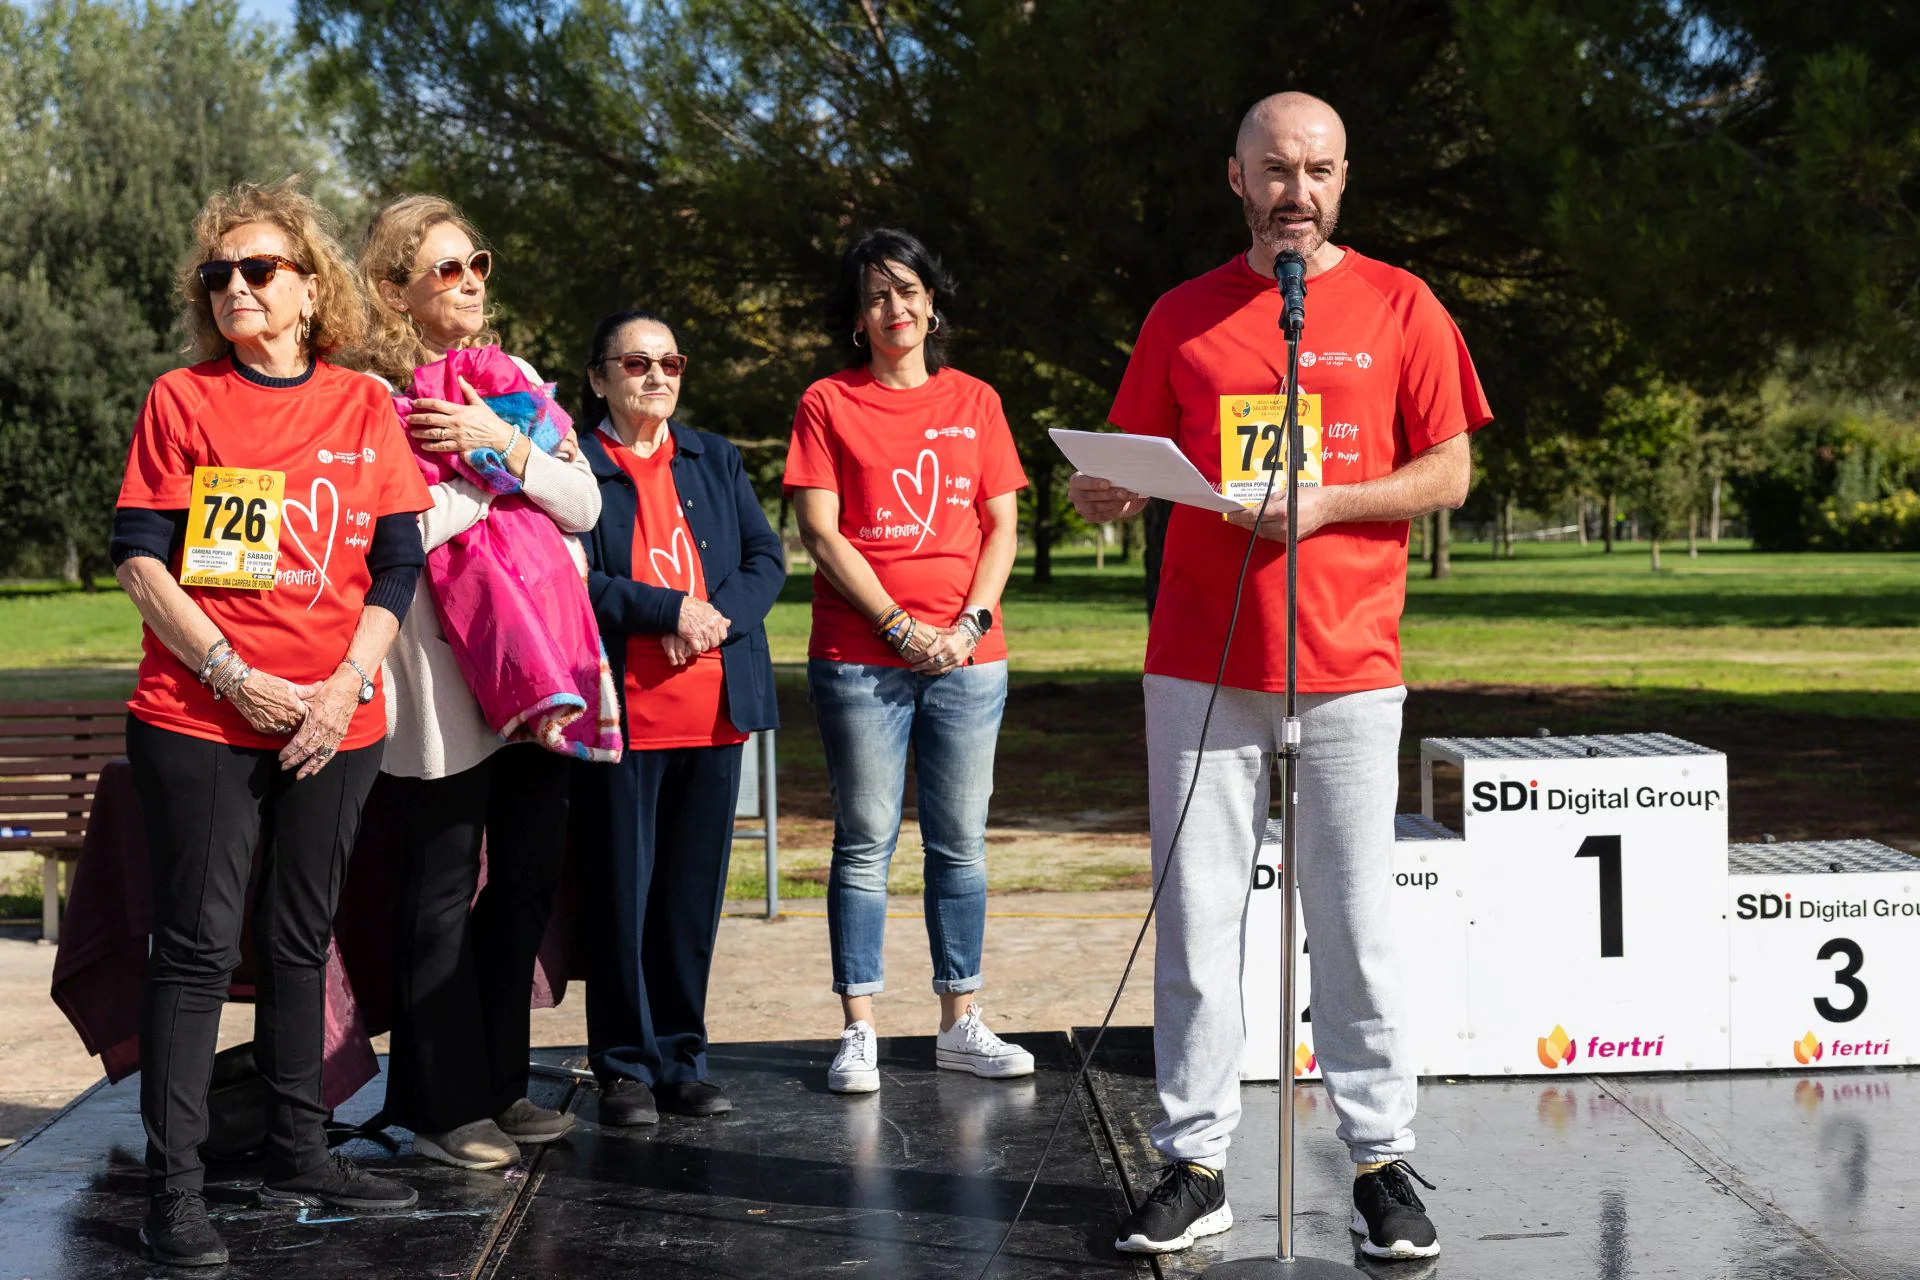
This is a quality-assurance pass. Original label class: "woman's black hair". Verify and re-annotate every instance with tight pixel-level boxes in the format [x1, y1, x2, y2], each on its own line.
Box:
[827, 228, 957, 373]
[581, 308, 678, 427]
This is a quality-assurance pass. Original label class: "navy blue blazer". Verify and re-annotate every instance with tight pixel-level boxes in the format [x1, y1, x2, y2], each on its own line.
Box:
[579, 423, 785, 737]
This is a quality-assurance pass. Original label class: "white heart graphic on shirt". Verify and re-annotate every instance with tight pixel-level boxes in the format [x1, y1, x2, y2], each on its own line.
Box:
[649, 525, 698, 594]
[891, 448, 941, 553]
[280, 477, 338, 610]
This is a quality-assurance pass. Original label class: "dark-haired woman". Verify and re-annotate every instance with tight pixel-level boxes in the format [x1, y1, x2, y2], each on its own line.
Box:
[783, 229, 1031, 1097]
[575, 310, 784, 1124]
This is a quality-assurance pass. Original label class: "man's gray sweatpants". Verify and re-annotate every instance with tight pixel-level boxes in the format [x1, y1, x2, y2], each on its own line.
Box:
[1145, 674, 1414, 1169]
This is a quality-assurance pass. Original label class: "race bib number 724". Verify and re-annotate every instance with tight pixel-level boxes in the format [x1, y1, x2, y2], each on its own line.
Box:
[1218, 394, 1322, 507]
[180, 467, 284, 590]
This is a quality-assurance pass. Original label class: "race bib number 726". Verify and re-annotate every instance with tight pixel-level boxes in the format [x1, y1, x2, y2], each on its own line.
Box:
[1218, 394, 1322, 507]
[180, 467, 284, 590]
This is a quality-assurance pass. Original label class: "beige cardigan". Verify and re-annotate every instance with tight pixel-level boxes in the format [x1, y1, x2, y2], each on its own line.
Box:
[380, 361, 602, 780]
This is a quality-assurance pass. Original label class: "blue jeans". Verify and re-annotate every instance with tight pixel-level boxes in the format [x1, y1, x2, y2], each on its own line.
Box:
[809, 659, 1007, 997]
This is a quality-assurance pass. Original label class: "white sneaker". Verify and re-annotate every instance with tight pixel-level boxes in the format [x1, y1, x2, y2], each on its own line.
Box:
[936, 1005, 1036, 1079]
[829, 1021, 881, 1094]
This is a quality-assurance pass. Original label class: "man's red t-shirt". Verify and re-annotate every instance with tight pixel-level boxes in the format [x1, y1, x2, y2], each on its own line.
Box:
[116, 358, 432, 748]
[1109, 250, 1492, 693]
[784, 367, 1029, 667]
[600, 428, 748, 750]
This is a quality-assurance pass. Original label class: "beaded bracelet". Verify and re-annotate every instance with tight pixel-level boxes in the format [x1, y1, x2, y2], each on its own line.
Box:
[873, 605, 908, 638]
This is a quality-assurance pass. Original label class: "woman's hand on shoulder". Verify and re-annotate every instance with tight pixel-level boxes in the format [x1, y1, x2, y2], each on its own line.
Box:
[408, 376, 515, 455]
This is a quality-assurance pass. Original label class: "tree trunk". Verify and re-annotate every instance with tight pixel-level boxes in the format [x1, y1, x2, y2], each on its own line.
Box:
[1649, 537, 1661, 572]
[62, 538, 81, 586]
[1577, 495, 1589, 545]
[776, 491, 791, 571]
[1094, 521, 1106, 570]
[1604, 492, 1616, 553]
[1119, 514, 1134, 563]
[1687, 510, 1699, 558]
[1031, 461, 1054, 585]
[1709, 473, 1722, 543]
[1432, 507, 1452, 580]
[1504, 495, 1517, 559]
[1413, 513, 1426, 561]
[1143, 498, 1173, 616]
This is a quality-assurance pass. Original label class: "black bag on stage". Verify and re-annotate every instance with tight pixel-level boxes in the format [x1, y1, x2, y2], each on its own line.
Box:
[200, 1042, 269, 1163]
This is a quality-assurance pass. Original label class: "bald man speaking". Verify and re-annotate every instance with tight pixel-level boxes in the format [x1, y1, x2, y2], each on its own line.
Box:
[1072, 93, 1490, 1260]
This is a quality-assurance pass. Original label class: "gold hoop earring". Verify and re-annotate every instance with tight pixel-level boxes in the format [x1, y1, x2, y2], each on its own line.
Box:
[299, 314, 313, 344]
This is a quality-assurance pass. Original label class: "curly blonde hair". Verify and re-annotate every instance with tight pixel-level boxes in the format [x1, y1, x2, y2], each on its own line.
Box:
[175, 177, 366, 364]
[353, 194, 501, 385]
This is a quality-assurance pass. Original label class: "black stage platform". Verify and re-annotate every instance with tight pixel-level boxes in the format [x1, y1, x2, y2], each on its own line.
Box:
[2, 1029, 1914, 1278]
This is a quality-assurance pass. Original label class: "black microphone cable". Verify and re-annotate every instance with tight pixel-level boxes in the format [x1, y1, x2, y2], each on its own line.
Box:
[975, 405, 1292, 1279]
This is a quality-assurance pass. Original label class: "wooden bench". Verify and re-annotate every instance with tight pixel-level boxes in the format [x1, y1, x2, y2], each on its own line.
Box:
[0, 700, 126, 943]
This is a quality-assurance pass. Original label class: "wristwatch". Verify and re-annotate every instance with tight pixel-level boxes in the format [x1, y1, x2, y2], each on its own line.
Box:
[969, 607, 994, 634]
[345, 658, 376, 705]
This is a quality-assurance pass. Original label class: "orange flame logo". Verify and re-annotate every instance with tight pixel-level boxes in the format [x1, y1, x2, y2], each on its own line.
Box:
[1292, 1042, 1316, 1077]
[1537, 1024, 1577, 1070]
[1793, 1032, 1823, 1066]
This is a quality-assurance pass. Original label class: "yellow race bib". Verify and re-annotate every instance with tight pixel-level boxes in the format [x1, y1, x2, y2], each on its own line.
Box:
[180, 467, 284, 590]
[1218, 394, 1322, 507]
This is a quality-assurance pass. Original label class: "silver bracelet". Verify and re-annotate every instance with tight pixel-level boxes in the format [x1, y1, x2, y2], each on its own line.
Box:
[955, 615, 985, 646]
[197, 638, 233, 685]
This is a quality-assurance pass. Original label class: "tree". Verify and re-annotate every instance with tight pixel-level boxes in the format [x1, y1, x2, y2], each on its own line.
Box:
[1598, 380, 1706, 571]
[0, 0, 317, 582]
[299, 0, 1616, 587]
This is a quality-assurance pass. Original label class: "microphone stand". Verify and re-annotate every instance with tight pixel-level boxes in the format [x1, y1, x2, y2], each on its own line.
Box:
[1214, 265, 1366, 1280]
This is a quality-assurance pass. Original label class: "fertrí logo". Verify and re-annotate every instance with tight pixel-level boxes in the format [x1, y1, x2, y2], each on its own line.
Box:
[1537, 1024, 1667, 1069]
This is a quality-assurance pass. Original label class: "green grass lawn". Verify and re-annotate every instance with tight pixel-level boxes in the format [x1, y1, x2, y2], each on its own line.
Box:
[5, 539, 1918, 714]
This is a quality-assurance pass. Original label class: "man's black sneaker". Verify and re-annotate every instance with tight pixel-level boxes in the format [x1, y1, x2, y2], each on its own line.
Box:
[656, 1079, 733, 1117]
[598, 1078, 659, 1126]
[258, 1153, 419, 1212]
[1351, 1160, 1441, 1259]
[141, 1189, 228, 1267]
[1114, 1161, 1233, 1254]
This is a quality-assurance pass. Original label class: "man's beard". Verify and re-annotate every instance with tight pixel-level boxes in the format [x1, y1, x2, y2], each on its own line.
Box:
[1243, 192, 1340, 259]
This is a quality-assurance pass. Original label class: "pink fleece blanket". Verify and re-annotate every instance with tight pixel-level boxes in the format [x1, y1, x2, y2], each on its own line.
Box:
[394, 346, 620, 761]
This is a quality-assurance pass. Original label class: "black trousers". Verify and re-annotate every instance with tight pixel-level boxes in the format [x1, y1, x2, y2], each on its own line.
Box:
[381, 744, 571, 1134]
[127, 715, 383, 1193]
[581, 743, 743, 1087]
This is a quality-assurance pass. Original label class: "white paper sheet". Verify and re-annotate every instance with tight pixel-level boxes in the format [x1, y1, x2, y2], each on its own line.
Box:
[1048, 428, 1245, 513]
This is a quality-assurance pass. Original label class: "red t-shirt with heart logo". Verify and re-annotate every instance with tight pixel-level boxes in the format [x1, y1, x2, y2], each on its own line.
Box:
[599, 427, 749, 750]
[1109, 249, 1492, 692]
[116, 357, 431, 749]
[783, 367, 1029, 667]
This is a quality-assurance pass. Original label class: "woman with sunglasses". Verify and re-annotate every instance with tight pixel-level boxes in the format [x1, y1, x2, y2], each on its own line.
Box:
[573, 309, 784, 1125]
[354, 195, 603, 1170]
[109, 179, 430, 1266]
[784, 228, 1031, 1096]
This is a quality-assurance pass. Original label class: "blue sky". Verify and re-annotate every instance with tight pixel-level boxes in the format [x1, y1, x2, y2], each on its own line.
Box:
[239, 0, 296, 27]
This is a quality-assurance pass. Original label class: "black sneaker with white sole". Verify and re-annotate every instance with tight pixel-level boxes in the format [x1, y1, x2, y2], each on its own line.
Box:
[1114, 1161, 1233, 1254]
[1351, 1160, 1441, 1259]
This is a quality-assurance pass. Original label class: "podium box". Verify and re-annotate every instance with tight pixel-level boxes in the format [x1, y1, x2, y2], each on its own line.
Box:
[1239, 733, 1920, 1081]
[1727, 839, 1920, 1070]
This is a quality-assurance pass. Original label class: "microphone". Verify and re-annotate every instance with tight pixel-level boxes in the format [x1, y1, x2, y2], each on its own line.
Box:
[1275, 249, 1307, 337]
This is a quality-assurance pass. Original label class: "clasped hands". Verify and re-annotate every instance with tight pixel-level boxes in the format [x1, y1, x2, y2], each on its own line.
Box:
[664, 595, 731, 666]
[228, 666, 361, 779]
